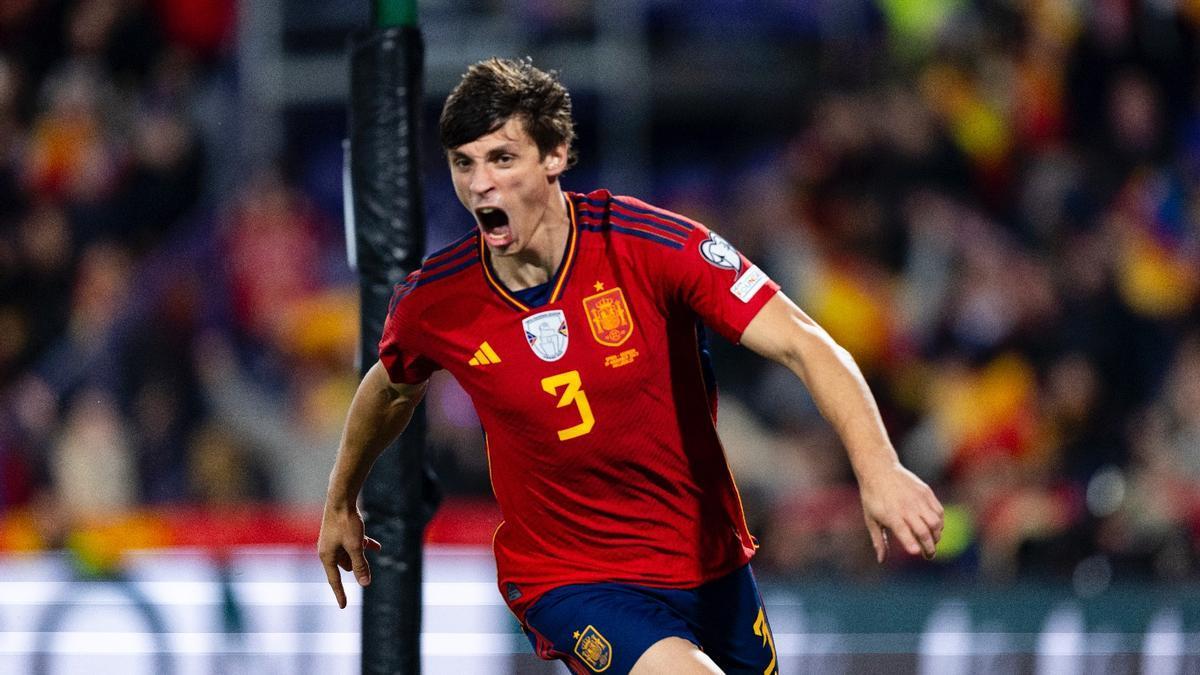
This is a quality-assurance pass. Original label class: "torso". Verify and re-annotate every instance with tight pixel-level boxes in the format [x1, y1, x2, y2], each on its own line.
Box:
[379, 189, 779, 619]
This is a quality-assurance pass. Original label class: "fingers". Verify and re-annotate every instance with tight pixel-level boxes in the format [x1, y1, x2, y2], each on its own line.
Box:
[890, 513, 939, 560]
[921, 508, 945, 544]
[865, 517, 887, 564]
[888, 520, 925, 558]
[320, 554, 347, 609]
[319, 539, 378, 608]
[317, 507, 377, 608]
[868, 506, 944, 563]
[863, 469, 946, 563]
[350, 539, 373, 588]
[908, 514, 938, 559]
[918, 494, 946, 559]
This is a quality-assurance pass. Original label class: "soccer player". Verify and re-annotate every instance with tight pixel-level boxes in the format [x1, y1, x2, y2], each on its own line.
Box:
[318, 58, 944, 674]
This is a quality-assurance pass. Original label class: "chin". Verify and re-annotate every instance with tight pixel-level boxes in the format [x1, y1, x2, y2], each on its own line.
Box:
[485, 240, 519, 256]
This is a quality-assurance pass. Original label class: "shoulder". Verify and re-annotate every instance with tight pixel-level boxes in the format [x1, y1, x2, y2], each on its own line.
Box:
[388, 228, 481, 314]
[570, 189, 702, 253]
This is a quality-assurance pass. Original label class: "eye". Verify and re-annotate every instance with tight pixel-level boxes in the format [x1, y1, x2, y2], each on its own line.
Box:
[452, 157, 471, 170]
[496, 154, 515, 166]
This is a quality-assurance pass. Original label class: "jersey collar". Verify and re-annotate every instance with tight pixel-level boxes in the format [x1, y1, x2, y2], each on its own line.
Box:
[480, 194, 579, 312]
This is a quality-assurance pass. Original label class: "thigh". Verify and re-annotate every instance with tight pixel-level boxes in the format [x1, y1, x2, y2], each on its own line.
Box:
[694, 565, 780, 674]
[631, 636, 723, 675]
[524, 583, 699, 675]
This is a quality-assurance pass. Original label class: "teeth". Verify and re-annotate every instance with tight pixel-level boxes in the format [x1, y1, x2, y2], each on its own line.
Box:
[479, 207, 496, 214]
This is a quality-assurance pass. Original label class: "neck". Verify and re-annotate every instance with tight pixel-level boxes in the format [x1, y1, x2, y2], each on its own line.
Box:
[490, 187, 569, 290]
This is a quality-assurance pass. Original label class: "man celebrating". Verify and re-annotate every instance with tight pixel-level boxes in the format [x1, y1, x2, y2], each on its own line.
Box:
[319, 58, 943, 674]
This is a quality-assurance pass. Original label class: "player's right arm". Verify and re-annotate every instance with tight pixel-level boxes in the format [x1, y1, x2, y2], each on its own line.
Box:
[318, 359, 428, 608]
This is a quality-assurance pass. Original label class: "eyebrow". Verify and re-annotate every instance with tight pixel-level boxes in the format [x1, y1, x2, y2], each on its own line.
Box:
[485, 145, 519, 160]
[448, 143, 521, 164]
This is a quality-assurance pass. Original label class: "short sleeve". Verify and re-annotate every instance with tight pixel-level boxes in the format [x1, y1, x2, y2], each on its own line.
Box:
[658, 222, 780, 343]
[377, 278, 440, 384]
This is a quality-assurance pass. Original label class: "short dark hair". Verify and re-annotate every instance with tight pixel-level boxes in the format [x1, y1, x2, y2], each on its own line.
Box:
[439, 57, 578, 168]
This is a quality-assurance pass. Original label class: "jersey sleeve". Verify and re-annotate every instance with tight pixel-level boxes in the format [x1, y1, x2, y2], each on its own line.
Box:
[377, 276, 440, 384]
[656, 220, 780, 343]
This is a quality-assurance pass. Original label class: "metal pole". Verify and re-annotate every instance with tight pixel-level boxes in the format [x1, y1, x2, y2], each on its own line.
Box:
[350, 1, 435, 672]
[373, 0, 417, 28]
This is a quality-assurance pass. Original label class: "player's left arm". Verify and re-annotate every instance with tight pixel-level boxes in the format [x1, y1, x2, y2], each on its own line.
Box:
[740, 292, 944, 562]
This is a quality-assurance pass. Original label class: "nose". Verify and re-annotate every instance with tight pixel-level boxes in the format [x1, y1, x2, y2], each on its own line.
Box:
[468, 164, 494, 197]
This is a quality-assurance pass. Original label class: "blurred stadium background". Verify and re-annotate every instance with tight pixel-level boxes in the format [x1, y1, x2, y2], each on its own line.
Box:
[3, 0, 1200, 673]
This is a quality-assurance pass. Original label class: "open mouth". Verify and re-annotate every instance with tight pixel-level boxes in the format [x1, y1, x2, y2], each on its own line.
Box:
[476, 207, 513, 247]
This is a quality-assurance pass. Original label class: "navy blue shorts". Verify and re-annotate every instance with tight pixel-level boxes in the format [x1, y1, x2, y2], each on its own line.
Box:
[522, 564, 779, 674]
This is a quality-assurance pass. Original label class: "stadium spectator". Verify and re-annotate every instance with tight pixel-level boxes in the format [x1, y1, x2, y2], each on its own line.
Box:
[0, 0, 1198, 595]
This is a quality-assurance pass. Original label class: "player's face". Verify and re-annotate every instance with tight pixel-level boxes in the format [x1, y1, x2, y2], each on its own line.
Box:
[447, 117, 567, 257]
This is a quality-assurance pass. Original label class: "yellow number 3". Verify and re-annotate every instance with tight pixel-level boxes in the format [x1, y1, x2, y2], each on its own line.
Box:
[753, 607, 778, 675]
[541, 370, 595, 441]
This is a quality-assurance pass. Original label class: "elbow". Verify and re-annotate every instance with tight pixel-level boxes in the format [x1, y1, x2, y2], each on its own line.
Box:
[386, 379, 428, 412]
[774, 324, 815, 380]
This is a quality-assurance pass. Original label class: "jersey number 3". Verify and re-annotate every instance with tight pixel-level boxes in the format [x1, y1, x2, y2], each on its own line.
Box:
[541, 370, 595, 441]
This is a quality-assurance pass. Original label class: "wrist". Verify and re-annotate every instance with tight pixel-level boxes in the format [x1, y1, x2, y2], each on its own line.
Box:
[850, 451, 900, 484]
[324, 486, 359, 511]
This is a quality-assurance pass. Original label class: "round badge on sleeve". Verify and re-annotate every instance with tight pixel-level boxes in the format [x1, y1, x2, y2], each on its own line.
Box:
[699, 232, 742, 276]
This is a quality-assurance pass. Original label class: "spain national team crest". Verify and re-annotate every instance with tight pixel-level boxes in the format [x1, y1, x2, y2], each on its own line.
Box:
[573, 625, 613, 672]
[582, 287, 634, 347]
[523, 309, 569, 362]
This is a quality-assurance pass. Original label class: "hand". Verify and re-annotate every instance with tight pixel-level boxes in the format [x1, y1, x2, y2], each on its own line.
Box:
[317, 501, 382, 609]
[859, 463, 944, 563]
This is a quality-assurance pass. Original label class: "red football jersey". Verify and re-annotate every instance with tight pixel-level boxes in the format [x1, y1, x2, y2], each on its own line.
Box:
[379, 189, 780, 620]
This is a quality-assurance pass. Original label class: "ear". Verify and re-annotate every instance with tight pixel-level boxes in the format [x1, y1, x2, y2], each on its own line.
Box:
[544, 143, 569, 178]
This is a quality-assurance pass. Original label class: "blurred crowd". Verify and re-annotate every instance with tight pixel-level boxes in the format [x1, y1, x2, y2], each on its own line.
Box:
[681, 0, 1200, 587]
[0, 0, 356, 545]
[2, 0, 1200, 590]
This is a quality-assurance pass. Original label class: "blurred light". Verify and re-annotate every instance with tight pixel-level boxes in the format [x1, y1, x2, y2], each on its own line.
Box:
[0, 581, 501, 606]
[1072, 554, 1113, 598]
[935, 504, 974, 560]
[1086, 466, 1127, 517]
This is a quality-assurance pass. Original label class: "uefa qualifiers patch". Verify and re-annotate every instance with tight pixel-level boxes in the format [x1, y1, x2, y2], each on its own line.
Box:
[698, 232, 771, 302]
[699, 231, 743, 275]
[523, 309, 569, 362]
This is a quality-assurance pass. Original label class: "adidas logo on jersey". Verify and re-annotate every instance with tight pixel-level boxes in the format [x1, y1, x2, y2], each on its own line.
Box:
[468, 342, 501, 366]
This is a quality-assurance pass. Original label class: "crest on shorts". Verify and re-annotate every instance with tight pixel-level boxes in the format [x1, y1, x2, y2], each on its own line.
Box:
[573, 625, 612, 672]
[523, 309, 569, 362]
[582, 287, 634, 347]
